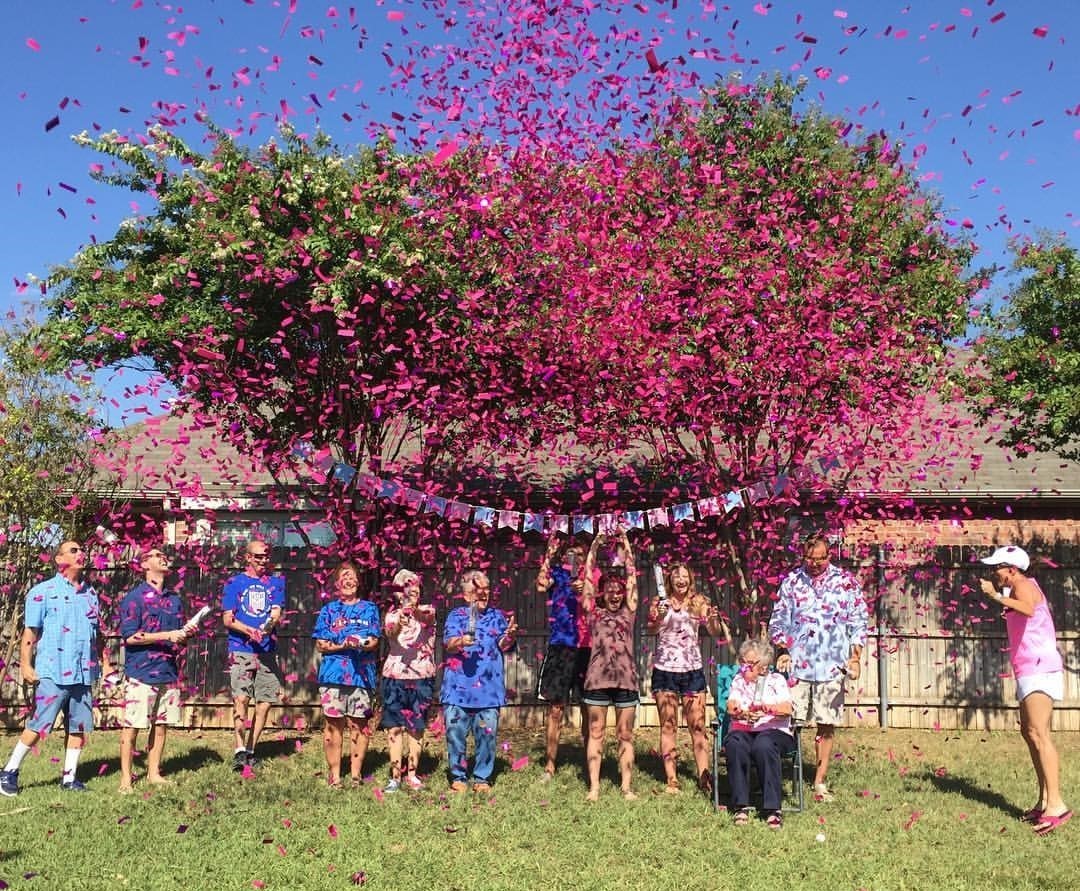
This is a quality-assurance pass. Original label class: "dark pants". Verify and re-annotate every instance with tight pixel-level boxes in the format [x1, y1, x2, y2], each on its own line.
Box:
[725, 729, 791, 812]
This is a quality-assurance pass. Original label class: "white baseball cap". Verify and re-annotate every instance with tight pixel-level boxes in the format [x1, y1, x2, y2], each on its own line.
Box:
[980, 545, 1030, 572]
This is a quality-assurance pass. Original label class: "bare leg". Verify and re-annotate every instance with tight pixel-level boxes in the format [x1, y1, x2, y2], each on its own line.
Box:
[146, 724, 170, 783]
[387, 726, 404, 780]
[616, 707, 637, 800]
[119, 727, 139, 791]
[814, 724, 835, 787]
[322, 716, 344, 785]
[683, 693, 710, 783]
[232, 695, 251, 752]
[1020, 693, 1066, 815]
[349, 718, 370, 780]
[249, 700, 273, 752]
[545, 702, 565, 776]
[585, 705, 606, 801]
[406, 732, 423, 780]
[656, 691, 679, 788]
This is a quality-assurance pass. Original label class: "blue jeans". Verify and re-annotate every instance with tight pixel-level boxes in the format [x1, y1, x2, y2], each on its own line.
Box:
[443, 704, 500, 783]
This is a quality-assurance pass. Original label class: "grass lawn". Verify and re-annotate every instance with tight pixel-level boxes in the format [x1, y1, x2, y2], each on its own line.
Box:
[0, 723, 1077, 891]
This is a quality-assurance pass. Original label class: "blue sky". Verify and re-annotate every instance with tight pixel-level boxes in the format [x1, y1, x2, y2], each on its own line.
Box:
[2, 0, 1078, 423]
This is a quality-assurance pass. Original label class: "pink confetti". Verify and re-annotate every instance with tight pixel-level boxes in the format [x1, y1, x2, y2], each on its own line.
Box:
[328, 824, 339, 839]
[511, 755, 530, 771]
[25, 37, 41, 51]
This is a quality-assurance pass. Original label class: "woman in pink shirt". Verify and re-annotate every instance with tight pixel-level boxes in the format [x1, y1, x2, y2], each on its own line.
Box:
[980, 545, 1070, 835]
[380, 569, 437, 793]
[645, 563, 724, 795]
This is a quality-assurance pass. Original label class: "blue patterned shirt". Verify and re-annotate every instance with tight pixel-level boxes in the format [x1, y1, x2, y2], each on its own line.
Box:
[768, 563, 867, 683]
[24, 574, 101, 685]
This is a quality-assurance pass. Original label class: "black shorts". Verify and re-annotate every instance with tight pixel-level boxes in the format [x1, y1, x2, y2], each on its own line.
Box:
[536, 645, 591, 704]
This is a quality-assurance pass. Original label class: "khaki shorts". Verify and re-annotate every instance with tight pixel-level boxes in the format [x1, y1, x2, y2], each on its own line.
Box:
[229, 651, 284, 703]
[123, 678, 182, 729]
[319, 685, 375, 720]
[789, 675, 846, 726]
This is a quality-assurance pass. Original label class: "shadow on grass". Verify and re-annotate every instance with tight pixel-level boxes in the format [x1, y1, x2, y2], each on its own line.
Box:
[926, 769, 1021, 818]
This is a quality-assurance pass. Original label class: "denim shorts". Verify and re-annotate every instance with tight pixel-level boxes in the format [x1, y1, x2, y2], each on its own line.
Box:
[650, 667, 707, 696]
[27, 678, 94, 735]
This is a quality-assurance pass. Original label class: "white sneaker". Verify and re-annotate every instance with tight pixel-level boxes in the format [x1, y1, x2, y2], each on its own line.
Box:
[813, 783, 835, 802]
[405, 774, 425, 791]
[384, 778, 401, 793]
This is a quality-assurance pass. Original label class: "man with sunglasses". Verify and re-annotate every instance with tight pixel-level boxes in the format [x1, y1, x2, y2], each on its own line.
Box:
[1, 540, 108, 795]
[222, 540, 285, 772]
[117, 547, 189, 793]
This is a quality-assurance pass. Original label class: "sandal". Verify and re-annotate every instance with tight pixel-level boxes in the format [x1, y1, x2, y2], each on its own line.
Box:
[766, 810, 783, 830]
[1034, 810, 1073, 835]
[698, 769, 714, 796]
[733, 807, 752, 826]
[665, 780, 682, 795]
[1020, 806, 1045, 824]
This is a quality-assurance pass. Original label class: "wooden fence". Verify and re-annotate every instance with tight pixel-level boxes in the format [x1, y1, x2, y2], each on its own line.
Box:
[1, 541, 1076, 731]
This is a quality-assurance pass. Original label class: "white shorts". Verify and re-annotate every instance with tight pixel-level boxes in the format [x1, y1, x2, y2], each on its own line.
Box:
[123, 678, 182, 729]
[1016, 671, 1064, 703]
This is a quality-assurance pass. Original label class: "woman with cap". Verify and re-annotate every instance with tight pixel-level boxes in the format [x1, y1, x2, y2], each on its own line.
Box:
[979, 545, 1070, 835]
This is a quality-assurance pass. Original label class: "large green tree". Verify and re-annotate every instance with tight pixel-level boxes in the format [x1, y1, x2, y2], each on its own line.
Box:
[972, 238, 1080, 460]
[0, 319, 107, 691]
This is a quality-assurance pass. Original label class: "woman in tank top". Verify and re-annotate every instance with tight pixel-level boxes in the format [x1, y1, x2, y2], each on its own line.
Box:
[646, 562, 725, 794]
[980, 545, 1069, 835]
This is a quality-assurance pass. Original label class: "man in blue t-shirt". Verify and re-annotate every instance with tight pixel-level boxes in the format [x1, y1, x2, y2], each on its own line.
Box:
[535, 535, 589, 781]
[222, 540, 285, 772]
[118, 546, 189, 793]
[441, 570, 518, 792]
[0, 541, 109, 796]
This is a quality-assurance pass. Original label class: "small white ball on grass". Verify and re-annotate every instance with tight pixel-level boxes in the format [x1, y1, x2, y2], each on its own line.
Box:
[815, 833, 826, 843]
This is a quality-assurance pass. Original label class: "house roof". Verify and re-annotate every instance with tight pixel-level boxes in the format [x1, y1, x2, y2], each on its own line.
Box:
[103, 408, 1080, 507]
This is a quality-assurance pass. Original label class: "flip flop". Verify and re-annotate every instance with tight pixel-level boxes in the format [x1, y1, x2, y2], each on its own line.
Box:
[1020, 806, 1044, 824]
[1034, 810, 1072, 835]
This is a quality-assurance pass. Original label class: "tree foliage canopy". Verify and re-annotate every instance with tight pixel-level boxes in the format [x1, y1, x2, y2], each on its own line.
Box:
[971, 237, 1080, 460]
[27, 78, 979, 627]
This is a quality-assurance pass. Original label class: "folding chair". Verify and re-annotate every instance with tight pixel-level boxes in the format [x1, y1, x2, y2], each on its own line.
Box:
[711, 663, 804, 813]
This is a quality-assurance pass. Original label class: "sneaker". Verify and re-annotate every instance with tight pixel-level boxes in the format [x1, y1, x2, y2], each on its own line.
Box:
[384, 778, 401, 793]
[0, 769, 19, 797]
[245, 752, 260, 768]
[60, 779, 89, 792]
[813, 783, 835, 802]
[232, 752, 248, 772]
[404, 775, 425, 791]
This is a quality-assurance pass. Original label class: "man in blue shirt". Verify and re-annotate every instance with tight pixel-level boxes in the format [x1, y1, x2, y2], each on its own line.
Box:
[222, 540, 285, 772]
[535, 534, 589, 781]
[441, 570, 518, 792]
[118, 546, 189, 793]
[0, 540, 108, 795]
[768, 535, 867, 802]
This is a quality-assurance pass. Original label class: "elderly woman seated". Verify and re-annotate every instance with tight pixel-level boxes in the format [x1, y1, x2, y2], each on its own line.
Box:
[725, 638, 794, 828]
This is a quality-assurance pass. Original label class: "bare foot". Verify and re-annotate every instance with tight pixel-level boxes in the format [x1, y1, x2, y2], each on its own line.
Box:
[585, 789, 599, 802]
[147, 776, 173, 786]
[118, 783, 134, 795]
[622, 789, 638, 801]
